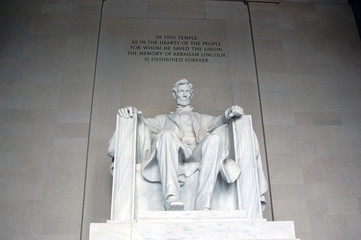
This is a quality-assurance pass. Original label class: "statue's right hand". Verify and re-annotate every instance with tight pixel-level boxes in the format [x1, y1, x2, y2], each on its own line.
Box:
[118, 106, 141, 119]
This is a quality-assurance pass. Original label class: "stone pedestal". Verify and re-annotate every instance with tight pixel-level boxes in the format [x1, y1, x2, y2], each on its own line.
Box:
[89, 211, 298, 240]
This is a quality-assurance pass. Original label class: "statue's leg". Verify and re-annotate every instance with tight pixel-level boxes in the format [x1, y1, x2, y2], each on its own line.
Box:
[193, 134, 223, 210]
[155, 130, 184, 210]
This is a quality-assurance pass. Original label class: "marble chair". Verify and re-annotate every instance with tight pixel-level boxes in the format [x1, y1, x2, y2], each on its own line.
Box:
[109, 113, 267, 222]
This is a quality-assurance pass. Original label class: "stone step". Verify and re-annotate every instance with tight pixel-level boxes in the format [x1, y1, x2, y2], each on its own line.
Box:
[90, 219, 297, 240]
[138, 209, 251, 221]
[107, 210, 262, 223]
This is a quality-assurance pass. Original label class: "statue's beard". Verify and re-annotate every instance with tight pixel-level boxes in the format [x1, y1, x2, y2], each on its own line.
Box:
[176, 99, 191, 106]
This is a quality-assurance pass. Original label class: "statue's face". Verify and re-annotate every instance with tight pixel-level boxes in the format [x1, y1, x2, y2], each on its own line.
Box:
[175, 84, 192, 106]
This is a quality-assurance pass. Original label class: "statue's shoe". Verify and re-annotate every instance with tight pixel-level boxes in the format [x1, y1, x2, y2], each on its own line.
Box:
[197, 207, 211, 211]
[164, 196, 184, 211]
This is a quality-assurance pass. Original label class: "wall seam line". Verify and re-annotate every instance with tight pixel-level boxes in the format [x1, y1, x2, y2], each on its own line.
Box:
[80, 0, 105, 239]
[246, 2, 275, 221]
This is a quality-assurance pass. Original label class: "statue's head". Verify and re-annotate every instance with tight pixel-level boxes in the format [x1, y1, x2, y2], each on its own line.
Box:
[172, 79, 194, 106]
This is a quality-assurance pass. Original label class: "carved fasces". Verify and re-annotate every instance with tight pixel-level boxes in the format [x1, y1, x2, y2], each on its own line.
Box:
[110, 112, 138, 221]
[231, 116, 264, 219]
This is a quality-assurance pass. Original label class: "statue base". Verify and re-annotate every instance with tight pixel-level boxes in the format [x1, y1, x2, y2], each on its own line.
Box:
[89, 211, 299, 240]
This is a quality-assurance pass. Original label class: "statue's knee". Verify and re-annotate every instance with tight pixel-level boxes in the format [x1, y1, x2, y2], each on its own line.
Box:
[159, 131, 176, 141]
[206, 134, 222, 146]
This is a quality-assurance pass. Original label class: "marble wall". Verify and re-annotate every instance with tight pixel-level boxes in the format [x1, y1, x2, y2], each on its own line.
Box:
[0, 1, 361, 240]
[0, 1, 101, 239]
[249, 1, 361, 240]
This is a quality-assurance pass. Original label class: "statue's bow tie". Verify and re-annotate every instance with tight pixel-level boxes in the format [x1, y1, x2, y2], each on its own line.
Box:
[177, 105, 193, 113]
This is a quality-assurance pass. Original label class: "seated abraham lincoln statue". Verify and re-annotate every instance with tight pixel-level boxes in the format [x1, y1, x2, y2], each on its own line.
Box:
[109, 79, 267, 214]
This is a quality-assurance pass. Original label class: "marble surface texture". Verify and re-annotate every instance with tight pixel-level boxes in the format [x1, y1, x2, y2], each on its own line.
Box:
[1, 1, 360, 240]
[110, 108, 266, 216]
[90, 214, 298, 240]
[110, 114, 138, 221]
[92, 111, 294, 240]
[109, 79, 267, 218]
[82, 1, 272, 238]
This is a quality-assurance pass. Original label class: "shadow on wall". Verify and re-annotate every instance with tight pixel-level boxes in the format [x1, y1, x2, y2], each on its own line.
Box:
[349, 0, 361, 39]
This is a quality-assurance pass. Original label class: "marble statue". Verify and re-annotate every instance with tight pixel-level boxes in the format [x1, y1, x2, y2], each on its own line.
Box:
[108, 79, 267, 216]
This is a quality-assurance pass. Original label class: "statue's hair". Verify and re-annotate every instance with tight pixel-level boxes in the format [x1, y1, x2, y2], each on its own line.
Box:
[172, 79, 194, 99]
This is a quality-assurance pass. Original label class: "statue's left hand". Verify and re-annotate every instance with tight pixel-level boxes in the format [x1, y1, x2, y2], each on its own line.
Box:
[225, 105, 244, 120]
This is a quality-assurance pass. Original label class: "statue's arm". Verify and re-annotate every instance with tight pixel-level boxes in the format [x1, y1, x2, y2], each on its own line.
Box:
[205, 114, 228, 132]
[139, 114, 165, 134]
[206, 105, 244, 132]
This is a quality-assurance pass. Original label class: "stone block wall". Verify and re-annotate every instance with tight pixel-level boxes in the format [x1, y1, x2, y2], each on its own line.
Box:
[1, 1, 361, 240]
[0, 1, 101, 239]
[249, 2, 361, 240]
